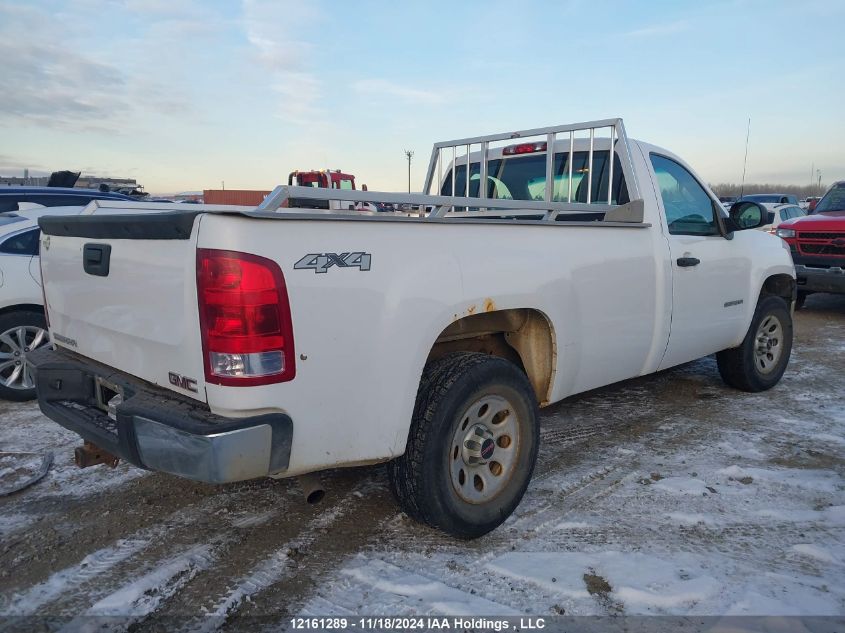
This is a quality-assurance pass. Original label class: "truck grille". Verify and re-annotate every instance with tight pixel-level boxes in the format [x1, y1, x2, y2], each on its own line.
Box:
[800, 244, 845, 256]
[796, 231, 845, 258]
[798, 232, 843, 240]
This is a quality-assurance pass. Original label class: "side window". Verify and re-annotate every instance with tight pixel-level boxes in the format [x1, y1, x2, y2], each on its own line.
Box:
[0, 228, 40, 256]
[649, 154, 718, 236]
[0, 199, 20, 212]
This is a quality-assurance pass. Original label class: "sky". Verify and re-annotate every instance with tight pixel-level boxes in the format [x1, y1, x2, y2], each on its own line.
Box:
[0, 0, 843, 194]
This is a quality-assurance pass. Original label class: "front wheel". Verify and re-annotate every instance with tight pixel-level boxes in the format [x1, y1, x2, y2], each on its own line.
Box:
[716, 296, 792, 392]
[0, 310, 49, 401]
[388, 353, 539, 539]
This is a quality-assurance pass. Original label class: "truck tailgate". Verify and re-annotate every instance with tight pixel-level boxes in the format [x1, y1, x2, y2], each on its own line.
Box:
[39, 212, 207, 402]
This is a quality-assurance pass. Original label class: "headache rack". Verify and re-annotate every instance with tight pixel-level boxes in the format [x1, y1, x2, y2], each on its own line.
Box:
[256, 118, 645, 225]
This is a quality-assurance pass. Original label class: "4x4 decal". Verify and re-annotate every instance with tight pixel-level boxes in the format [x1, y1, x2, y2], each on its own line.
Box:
[294, 252, 372, 274]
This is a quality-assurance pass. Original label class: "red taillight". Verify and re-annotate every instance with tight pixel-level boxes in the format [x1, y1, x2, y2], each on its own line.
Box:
[503, 142, 547, 155]
[197, 249, 295, 386]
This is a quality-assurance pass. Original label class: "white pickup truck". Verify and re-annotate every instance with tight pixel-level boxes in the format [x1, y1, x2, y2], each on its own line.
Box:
[31, 119, 796, 538]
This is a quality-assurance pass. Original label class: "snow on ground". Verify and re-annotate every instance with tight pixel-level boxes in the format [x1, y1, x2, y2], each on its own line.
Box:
[296, 307, 845, 618]
[0, 297, 843, 625]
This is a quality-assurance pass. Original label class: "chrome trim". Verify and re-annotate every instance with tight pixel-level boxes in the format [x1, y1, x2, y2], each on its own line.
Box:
[134, 417, 274, 483]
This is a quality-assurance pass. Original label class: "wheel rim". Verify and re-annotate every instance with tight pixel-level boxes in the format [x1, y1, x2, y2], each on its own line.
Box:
[754, 314, 783, 374]
[0, 325, 48, 390]
[449, 394, 520, 504]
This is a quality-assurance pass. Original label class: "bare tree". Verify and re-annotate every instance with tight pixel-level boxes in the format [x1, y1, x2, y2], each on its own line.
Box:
[709, 183, 828, 198]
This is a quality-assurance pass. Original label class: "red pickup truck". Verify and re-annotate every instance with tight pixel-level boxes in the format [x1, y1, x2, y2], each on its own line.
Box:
[777, 181, 845, 307]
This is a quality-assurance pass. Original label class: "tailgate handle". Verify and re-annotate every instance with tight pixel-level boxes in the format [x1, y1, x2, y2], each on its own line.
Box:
[83, 243, 112, 277]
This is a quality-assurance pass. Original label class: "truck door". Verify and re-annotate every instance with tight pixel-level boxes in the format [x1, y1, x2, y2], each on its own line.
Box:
[647, 153, 752, 370]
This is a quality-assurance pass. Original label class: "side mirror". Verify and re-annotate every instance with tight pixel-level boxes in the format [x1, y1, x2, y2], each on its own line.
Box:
[728, 201, 767, 230]
[361, 184, 368, 192]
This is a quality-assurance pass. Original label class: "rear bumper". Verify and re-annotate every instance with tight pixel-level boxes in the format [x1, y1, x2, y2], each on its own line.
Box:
[29, 346, 292, 483]
[794, 264, 845, 294]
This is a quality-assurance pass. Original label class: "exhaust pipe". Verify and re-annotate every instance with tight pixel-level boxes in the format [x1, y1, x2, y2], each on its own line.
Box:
[298, 473, 325, 504]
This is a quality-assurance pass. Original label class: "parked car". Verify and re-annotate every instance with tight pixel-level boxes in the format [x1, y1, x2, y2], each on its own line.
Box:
[739, 193, 800, 206]
[31, 119, 795, 539]
[759, 203, 805, 234]
[0, 206, 85, 400]
[0, 186, 134, 213]
[776, 181, 845, 307]
[719, 196, 737, 211]
[0, 191, 185, 401]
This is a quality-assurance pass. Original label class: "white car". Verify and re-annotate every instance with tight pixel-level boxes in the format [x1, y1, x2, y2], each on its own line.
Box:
[32, 118, 795, 538]
[759, 203, 806, 234]
[0, 205, 84, 400]
[0, 201, 249, 400]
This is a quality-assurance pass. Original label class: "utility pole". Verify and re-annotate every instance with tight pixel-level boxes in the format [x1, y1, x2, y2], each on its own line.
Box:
[817, 169, 822, 195]
[222, 181, 225, 190]
[404, 149, 414, 193]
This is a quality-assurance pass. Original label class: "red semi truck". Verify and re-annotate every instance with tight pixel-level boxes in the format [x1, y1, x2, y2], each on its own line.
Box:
[203, 170, 364, 209]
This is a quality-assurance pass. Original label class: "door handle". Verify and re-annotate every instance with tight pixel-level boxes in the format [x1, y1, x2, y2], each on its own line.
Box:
[676, 257, 700, 267]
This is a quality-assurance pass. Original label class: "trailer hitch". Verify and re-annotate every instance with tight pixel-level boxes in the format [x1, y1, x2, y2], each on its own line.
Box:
[74, 441, 120, 469]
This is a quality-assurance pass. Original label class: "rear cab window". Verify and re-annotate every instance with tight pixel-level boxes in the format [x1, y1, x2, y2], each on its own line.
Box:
[439, 150, 629, 207]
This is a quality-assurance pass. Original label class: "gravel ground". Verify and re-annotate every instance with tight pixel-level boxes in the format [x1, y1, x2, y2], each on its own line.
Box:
[0, 294, 843, 628]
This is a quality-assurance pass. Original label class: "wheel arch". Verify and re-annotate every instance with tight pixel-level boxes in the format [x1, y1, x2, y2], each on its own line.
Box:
[425, 308, 556, 406]
[758, 273, 796, 306]
[0, 303, 44, 318]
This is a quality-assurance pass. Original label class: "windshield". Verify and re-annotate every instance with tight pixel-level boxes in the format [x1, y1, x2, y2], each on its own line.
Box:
[814, 184, 845, 213]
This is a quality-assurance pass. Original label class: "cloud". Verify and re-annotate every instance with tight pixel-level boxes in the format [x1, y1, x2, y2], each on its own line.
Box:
[0, 2, 196, 132]
[0, 154, 49, 177]
[353, 79, 445, 106]
[241, 0, 324, 124]
[625, 19, 689, 38]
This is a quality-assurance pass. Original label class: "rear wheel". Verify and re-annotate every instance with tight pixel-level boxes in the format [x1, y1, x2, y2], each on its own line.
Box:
[388, 352, 539, 539]
[0, 310, 49, 401]
[716, 296, 792, 392]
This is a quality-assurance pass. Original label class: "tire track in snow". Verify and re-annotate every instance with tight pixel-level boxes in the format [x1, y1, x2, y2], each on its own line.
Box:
[174, 491, 362, 632]
[2, 499, 278, 616]
[2, 538, 149, 615]
[304, 556, 521, 617]
[58, 543, 220, 633]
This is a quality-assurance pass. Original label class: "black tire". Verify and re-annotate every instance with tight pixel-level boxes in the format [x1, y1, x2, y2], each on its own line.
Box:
[795, 291, 809, 310]
[388, 352, 539, 539]
[716, 296, 792, 392]
[0, 310, 48, 401]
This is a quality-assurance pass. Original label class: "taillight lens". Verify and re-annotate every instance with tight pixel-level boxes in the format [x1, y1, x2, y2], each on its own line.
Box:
[197, 249, 295, 386]
[503, 142, 547, 155]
